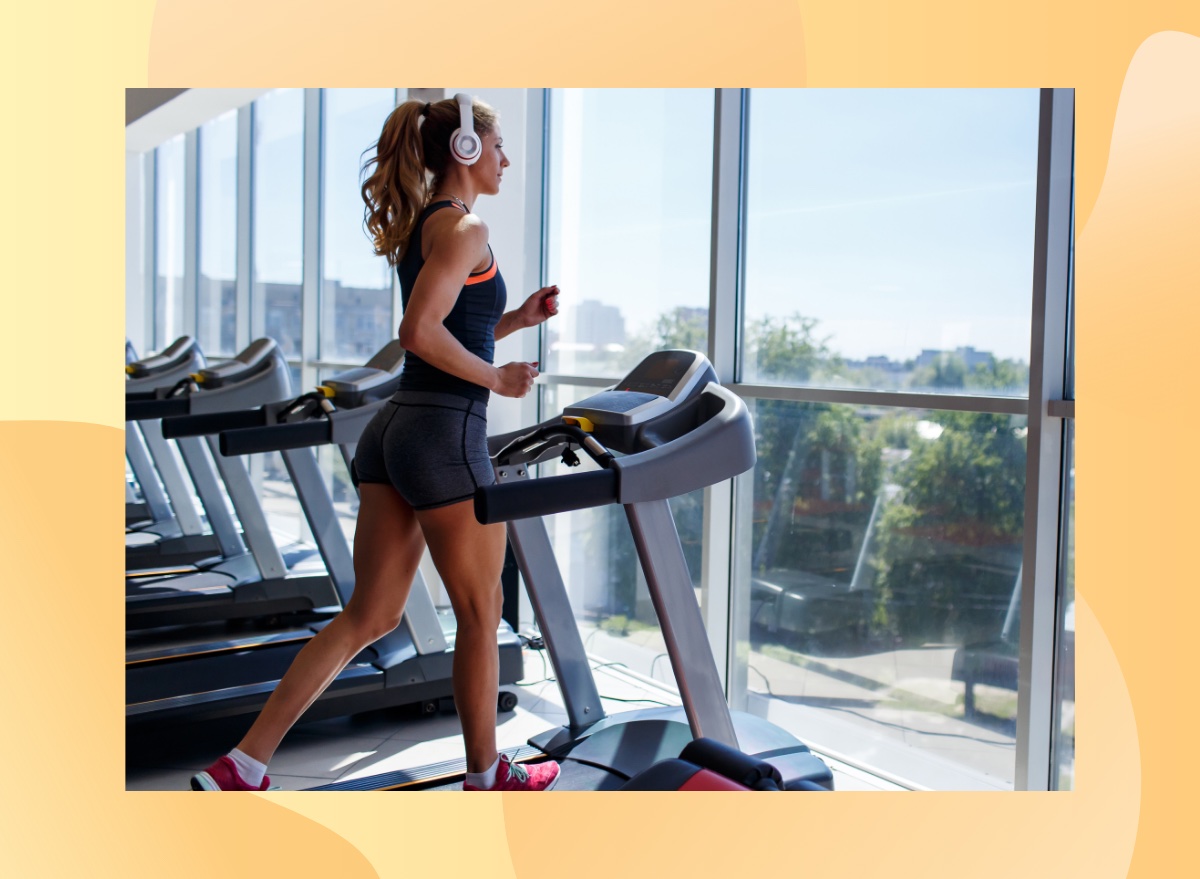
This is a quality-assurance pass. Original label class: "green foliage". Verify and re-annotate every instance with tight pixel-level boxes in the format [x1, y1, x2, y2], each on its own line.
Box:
[621, 306, 709, 370]
[875, 412, 920, 451]
[870, 413, 1026, 643]
[908, 353, 1030, 393]
[967, 357, 1029, 392]
[909, 353, 967, 389]
[746, 313, 840, 383]
[604, 306, 1032, 651]
[599, 615, 631, 636]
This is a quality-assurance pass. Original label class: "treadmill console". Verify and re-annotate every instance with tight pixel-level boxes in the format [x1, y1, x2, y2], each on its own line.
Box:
[562, 350, 717, 452]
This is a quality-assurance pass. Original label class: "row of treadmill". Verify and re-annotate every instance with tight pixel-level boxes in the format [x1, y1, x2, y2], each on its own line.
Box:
[125, 336, 834, 791]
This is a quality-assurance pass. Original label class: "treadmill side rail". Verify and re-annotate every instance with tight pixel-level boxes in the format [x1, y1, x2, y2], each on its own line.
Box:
[624, 499, 740, 750]
[503, 470, 605, 734]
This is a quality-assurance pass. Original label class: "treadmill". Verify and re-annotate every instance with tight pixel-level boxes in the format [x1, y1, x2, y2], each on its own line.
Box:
[314, 350, 832, 791]
[126, 343, 524, 725]
[125, 336, 211, 545]
[125, 338, 334, 628]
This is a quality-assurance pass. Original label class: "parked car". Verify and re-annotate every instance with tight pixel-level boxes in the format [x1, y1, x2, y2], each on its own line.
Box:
[749, 567, 871, 643]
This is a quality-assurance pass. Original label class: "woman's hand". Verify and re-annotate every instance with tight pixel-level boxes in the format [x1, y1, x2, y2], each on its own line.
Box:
[518, 285, 560, 329]
[492, 361, 540, 398]
[494, 285, 560, 341]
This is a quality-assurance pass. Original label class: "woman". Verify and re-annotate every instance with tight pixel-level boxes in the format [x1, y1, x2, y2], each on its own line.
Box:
[191, 94, 561, 792]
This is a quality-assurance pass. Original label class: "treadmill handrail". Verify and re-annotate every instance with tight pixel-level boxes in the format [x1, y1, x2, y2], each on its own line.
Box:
[474, 383, 755, 523]
[125, 396, 192, 421]
[475, 468, 618, 524]
[219, 420, 332, 456]
[161, 407, 268, 439]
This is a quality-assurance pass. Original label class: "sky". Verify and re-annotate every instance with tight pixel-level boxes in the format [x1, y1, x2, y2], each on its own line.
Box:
[548, 88, 1040, 364]
[161, 87, 1043, 366]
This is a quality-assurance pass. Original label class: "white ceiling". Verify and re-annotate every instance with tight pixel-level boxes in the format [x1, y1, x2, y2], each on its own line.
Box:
[125, 88, 272, 152]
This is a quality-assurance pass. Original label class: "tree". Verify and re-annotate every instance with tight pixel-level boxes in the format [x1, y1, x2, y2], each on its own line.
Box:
[620, 306, 709, 371]
[871, 411, 1026, 644]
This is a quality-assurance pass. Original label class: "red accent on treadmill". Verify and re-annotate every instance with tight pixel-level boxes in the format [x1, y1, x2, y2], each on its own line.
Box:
[679, 769, 750, 791]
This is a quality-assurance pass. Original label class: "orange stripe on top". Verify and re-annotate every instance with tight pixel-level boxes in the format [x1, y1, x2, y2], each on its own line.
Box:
[464, 258, 498, 285]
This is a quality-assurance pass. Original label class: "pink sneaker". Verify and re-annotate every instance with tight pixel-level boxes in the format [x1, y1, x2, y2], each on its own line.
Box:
[190, 755, 271, 791]
[464, 755, 560, 791]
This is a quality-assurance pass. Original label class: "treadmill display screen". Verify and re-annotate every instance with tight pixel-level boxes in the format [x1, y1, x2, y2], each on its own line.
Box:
[618, 351, 696, 396]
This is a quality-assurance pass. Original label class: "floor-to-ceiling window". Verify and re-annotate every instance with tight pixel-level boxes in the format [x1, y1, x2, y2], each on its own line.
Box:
[541, 88, 716, 694]
[320, 89, 397, 365]
[734, 88, 1041, 790]
[154, 134, 186, 349]
[537, 87, 1071, 791]
[197, 110, 238, 356]
[252, 88, 305, 361]
[133, 87, 1074, 789]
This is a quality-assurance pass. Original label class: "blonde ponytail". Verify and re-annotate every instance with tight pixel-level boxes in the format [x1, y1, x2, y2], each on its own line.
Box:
[361, 96, 499, 265]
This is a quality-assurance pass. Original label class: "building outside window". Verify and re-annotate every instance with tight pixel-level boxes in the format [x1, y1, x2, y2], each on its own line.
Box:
[320, 89, 397, 365]
[252, 88, 305, 359]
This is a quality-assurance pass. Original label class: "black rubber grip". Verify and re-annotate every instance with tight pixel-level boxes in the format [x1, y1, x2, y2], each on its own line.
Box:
[125, 389, 161, 403]
[161, 408, 267, 439]
[787, 779, 829, 792]
[125, 397, 190, 421]
[679, 738, 785, 789]
[219, 420, 331, 456]
[474, 469, 618, 524]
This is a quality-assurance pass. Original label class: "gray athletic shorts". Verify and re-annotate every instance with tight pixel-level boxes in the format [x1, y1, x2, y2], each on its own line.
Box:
[352, 390, 495, 511]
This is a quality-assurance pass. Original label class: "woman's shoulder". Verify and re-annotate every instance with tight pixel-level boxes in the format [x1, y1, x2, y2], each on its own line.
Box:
[424, 204, 489, 246]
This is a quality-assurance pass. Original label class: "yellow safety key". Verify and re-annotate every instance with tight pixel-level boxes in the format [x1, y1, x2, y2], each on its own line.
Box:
[563, 415, 595, 433]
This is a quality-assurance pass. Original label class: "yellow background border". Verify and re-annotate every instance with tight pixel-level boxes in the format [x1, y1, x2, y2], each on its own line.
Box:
[2, 1, 1197, 876]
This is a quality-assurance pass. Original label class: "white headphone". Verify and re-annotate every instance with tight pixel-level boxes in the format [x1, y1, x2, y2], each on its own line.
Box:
[449, 93, 482, 165]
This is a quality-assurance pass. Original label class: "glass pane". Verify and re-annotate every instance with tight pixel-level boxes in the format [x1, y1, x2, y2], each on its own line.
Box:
[255, 451, 313, 550]
[154, 134, 186, 349]
[198, 110, 238, 356]
[321, 89, 397, 363]
[251, 361, 308, 554]
[735, 399, 1027, 789]
[536, 383, 709, 703]
[1055, 422, 1075, 789]
[743, 89, 1040, 396]
[545, 89, 714, 378]
[253, 89, 305, 358]
[317, 369, 361, 547]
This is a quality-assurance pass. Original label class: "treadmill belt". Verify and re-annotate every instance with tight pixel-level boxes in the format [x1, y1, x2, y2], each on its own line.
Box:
[553, 761, 628, 791]
[414, 761, 625, 791]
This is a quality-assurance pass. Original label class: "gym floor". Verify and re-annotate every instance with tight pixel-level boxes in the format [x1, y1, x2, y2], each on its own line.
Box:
[126, 649, 894, 791]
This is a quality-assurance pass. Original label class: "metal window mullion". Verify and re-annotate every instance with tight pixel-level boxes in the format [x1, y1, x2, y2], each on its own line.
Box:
[703, 88, 747, 693]
[522, 88, 549, 436]
[248, 100, 266, 343]
[733, 382, 1029, 415]
[1015, 87, 1073, 791]
[183, 129, 199, 339]
[535, 86, 552, 417]
[709, 88, 744, 385]
[300, 88, 323, 391]
[236, 104, 253, 352]
[391, 89, 404, 335]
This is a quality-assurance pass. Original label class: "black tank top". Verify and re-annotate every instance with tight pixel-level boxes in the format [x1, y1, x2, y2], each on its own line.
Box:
[396, 201, 507, 403]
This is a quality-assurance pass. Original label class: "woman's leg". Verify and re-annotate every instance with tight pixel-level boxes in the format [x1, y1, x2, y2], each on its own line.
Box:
[415, 499, 507, 773]
[234, 483, 426, 765]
